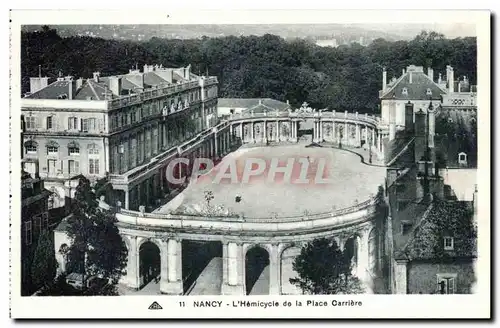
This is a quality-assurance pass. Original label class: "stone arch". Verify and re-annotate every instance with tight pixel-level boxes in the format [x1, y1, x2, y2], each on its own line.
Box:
[344, 233, 361, 272]
[244, 245, 270, 295]
[279, 244, 302, 295]
[138, 239, 161, 288]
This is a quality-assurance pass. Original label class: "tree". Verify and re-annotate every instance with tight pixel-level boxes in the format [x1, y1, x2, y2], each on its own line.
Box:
[290, 238, 364, 294]
[30, 231, 57, 290]
[65, 177, 127, 295]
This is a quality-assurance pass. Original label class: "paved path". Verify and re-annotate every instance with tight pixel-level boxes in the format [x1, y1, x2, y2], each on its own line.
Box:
[249, 265, 270, 295]
[187, 257, 223, 295]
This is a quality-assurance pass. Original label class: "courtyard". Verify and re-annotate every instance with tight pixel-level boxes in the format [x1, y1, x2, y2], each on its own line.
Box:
[159, 145, 386, 218]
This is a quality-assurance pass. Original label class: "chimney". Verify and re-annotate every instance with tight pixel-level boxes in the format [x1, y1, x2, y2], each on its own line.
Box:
[68, 79, 77, 100]
[405, 101, 414, 134]
[438, 73, 442, 84]
[414, 109, 427, 162]
[143, 64, 149, 73]
[185, 64, 191, 79]
[447, 65, 454, 93]
[409, 71, 413, 84]
[29, 77, 49, 94]
[286, 100, 290, 105]
[402, 68, 406, 75]
[427, 67, 434, 82]
[109, 76, 122, 96]
[93, 72, 100, 83]
[382, 67, 387, 91]
[428, 102, 435, 150]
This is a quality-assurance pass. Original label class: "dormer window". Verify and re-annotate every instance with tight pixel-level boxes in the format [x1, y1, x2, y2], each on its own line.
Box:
[426, 88, 433, 96]
[57, 94, 68, 99]
[444, 237, 454, 250]
[458, 152, 467, 166]
[402, 87, 408, 96]
[24, 140, 38, 154]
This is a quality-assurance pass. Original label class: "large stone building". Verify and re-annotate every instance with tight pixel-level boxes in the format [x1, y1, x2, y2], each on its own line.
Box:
[384, 98, 477, 294]
[380, 64, 477, 141]
[21, 64, 219, 211]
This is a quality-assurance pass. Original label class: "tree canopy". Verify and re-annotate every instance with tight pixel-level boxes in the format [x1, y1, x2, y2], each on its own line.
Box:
[65, 177, 127, 294]
[30, 231, 58, 290]
[22, 29, 476, 112]
[291, 238, 364, 294]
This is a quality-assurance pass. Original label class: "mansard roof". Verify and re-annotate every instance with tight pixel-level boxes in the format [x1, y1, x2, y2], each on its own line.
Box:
[380, 69, 447, 101]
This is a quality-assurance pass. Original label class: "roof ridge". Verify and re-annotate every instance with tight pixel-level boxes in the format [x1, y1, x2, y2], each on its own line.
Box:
[87, 80, 101, 100]
[380, 72, 408, 98]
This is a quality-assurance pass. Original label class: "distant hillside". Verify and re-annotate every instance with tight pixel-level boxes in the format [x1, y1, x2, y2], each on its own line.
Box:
[21, 27, 477, 113]
[21, 24, 412, 43]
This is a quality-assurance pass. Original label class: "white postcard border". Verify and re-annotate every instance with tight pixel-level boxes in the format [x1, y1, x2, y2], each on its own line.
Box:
[9, 9, 491, 319]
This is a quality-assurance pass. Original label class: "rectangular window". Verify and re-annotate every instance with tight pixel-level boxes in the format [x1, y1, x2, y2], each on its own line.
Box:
[25, 221, 32, 245]
[46, 116, 53, 129]
[88, 146, 99, 155]
[437, 274, 456, 294]
[47, 159, 57, 175]
[89, 159, 100, 175]
[26, 145, 37, 154]
[444, 237, 454, 250]
[42, 212, 49, 230]
[68, 117, 78, 130]
[47, 147, 58, 155]
[34, 215, 41, 232]
[82, 119, 88, 132]
[68, 147, 80, 155]
[68, 160, 79, 175]
[26, 117, 36, 129]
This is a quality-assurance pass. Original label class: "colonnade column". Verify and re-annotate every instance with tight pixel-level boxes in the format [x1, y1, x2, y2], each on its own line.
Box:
[269, 244, 281, 295]
[214, 133, 218, 158]
[251, 122, 255, 143]
[121, 235, 140, 289]
[356, 229, 372, 293]
[221, 242, 245, 295]
[313, 121, 317, 142]
[263, 121, 267, 143]
[332, 122, 336, 141]
[239, 122, 243, 140]
[371, 129, 375, 147]
[160, 238, 183, 295]
[276, 121, 280, 141]
[355, 124, 361, 147]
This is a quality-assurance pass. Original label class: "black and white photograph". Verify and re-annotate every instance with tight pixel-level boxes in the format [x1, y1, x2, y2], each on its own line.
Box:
[9, 9, 491, 319]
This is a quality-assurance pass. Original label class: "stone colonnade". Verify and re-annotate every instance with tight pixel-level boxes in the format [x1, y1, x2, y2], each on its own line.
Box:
[235, 118, 384, 154]
[118, 224, 376, 295]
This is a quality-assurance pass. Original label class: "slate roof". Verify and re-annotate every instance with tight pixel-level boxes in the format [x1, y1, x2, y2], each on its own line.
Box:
[218, 98, 291, 111]
[27, 80, 75, 99]
[380, 70, 447, 101]
[401, 200, 477, 260]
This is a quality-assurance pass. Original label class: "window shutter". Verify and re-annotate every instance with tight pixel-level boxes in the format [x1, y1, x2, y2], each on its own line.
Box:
[68, 117, 71, 130]
[75, 161, 80, 174]
[79, 118, 83, 131]
[448, 279, 454, 294]
[99, 119, 104, 132]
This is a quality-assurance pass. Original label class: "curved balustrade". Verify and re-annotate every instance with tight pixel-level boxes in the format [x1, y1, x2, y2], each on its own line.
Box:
[109, 196, 377, 235]
[229, 111, 381, 127]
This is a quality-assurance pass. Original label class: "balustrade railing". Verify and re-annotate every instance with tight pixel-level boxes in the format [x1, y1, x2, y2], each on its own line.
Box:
[229, 111, 381, 126]
[112, 196, 377, 224]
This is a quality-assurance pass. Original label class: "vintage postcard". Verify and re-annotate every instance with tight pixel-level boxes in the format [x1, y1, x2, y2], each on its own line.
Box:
[9, 9, 491, 319]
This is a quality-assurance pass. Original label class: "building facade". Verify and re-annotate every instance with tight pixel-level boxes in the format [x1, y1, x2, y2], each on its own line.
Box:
[21, 64, 220, 211]
[380, 64, 477, 141]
